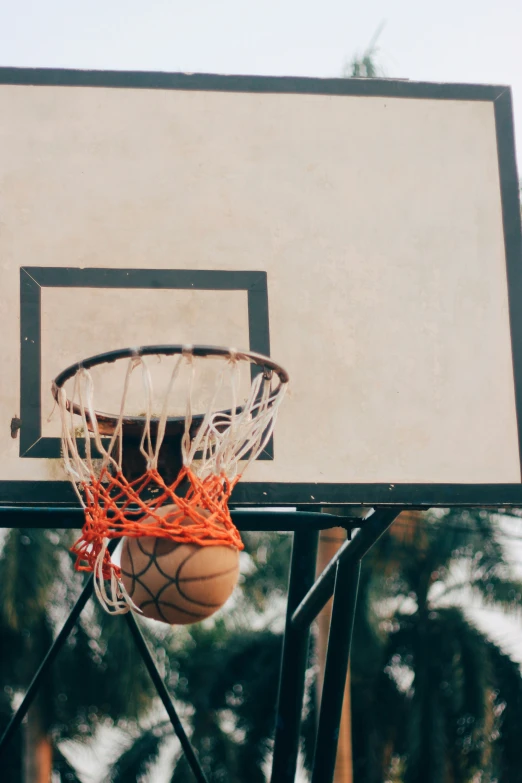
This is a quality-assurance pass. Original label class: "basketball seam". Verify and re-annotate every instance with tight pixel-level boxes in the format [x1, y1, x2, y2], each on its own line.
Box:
[121, 538, 156, 579]
[140, 598, 209, 619]
[121, 536, 238, 620]
[177, 565, 239, 583]
[132, 575, 158, 602]
[175, 552, 237, 608]
[125, 540, 135, 597]
[175, 566, 238, 607]
[154, 546, 198, 581]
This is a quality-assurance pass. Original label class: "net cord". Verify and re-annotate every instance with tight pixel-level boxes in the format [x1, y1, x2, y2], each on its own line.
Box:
[56, 351, 287, 615]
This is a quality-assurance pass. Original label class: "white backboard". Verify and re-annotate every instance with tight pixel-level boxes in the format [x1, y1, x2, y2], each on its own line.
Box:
[1, 68, 521, 506]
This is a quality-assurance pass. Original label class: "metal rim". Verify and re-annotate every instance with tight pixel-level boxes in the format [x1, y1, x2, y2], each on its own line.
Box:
[51, 344, 289, 437]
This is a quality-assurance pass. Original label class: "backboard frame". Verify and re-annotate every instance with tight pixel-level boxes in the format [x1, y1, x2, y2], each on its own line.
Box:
[0, 67, 521, 507]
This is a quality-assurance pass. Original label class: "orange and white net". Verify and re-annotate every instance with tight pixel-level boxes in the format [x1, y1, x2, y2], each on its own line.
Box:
[55, 347, 288, 614]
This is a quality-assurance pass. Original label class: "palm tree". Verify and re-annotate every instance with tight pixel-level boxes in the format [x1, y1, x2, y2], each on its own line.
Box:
[343, 23, 386, 78]
[350, 509, 522, 783]
[0, 527, 159, 782]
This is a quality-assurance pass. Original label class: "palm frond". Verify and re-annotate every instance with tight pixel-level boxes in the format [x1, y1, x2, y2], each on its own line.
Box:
[438, 509, 511, 572]
[467, 573, 522, 614]
[106, 726, 167, 783]
[170, 719, 240, 783]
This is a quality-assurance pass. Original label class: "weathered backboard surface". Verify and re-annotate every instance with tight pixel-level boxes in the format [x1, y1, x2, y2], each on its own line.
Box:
[0, 67, 521, 507]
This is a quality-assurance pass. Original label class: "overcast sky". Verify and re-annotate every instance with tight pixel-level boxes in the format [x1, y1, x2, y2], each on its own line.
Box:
[0, 0, 521, 169]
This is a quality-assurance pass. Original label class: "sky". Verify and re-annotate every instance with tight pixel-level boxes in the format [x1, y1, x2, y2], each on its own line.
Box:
[0, 0, 521, 171]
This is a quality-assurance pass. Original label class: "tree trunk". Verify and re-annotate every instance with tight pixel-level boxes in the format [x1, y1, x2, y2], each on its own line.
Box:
[23, 701, 52, 783]
[316, 526, 353, 783]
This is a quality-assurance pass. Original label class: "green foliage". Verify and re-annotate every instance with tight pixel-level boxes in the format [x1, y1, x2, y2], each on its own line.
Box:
[1, 528, 67, 633]
[3, 511, 522, 782]
[485, 639, 522, 783]
[343, 23, 386, 79]
[168, 622, 282, 782]
[0, 686, 22, 783]
[0, 528, 160, 775]
[106, 724, 168, 783]
[350, 509, 522, 783]
[239, 531, 291, 611]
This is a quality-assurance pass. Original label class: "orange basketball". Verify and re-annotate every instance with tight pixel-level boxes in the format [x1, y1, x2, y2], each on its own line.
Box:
[120, 505, 240, 625]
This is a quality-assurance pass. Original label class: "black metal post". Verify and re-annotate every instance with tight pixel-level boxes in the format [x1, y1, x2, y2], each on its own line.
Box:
[124, 613, 209, 783]
[291, 509, 400, 631]
[311, 559, 361, 783]
[232, 510, 359, 532]
[270, 528, 319, 783]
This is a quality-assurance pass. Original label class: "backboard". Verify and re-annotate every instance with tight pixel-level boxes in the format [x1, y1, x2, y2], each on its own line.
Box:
[0, 67, 521, 507]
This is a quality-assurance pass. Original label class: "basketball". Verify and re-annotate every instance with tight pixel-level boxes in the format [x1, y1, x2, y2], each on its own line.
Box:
[120, 505, 240, 625]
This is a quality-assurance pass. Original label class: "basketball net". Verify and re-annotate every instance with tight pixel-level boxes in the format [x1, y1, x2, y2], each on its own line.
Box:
[56, 348, 288, 614]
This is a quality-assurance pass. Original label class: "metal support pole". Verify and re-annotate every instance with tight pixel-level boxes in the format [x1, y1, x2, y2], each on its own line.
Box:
[291, 509, 400, 631]
[311, 560, 361, 783]
[270, 528, 319, 783]
[124, 613, 208, 783]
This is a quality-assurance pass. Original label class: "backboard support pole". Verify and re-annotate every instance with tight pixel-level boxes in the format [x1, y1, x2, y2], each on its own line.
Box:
[310, 559, 361, 783]
[270, 528, 319, 783]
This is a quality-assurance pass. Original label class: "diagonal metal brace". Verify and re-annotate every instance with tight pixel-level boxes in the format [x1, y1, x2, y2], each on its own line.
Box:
[124, 612, 208, 783]
[0, 542, 120, 757]
[291, 508, 401, 632]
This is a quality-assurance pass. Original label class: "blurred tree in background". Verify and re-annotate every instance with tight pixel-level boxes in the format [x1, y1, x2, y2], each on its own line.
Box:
[5, 511, 522, 782]
[0, 527, 161, 782]
[2, 515, 522, 782]
[351, 510, 522, 783]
